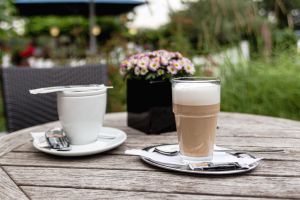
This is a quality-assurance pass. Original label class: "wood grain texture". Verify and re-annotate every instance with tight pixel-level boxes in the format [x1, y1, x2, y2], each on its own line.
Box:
[105, 112, 300, 139]
[0, 167, 28, 200]
[1, 112, 300, 199]
[105, 112, 300, 129]
[0, 130, 31, 158]
[21, 186, 282, 200]
[13, 134, 300, 152]
[10, 112, 300, 155]
[1, 152, 300, 177]
[0, 122, 59, 157]
[5, 166, 300, 199]
[13, 142, 300, 162]
[0, 152, 150, 171]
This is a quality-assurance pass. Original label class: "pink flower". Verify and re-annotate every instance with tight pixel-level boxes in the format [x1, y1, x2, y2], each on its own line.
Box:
[130, 55, 140, 65]
[140, 67, 148, 75]
[167, 66, 177, 75]
[170, 60, 182, 70]
[154, 50, 167, 56]
[182, 58, 195, 74]
[169, 52, 176, 59]
[120, 49, 195, 79]
[134, 67, 140, 75]
[154, 50, 171, 60]
[132, 58, 138, 65]
[149, 58, 160, 71]
[175, 52, 183, 59]
[145, 51, 156, 57]
[184, 65, 195, 74]
[133, 54, 141, 59]
[137, 56, 150, 69]
[120, 60, 128, 69]
[160, 56, 169, 66]
[126, 58, 135, 69]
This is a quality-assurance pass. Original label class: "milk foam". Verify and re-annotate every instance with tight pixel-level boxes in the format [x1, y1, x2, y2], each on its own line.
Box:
[172, 83, 220, 105]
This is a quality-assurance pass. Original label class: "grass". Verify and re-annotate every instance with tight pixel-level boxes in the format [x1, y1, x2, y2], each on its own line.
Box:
[219, 49, 300, 120]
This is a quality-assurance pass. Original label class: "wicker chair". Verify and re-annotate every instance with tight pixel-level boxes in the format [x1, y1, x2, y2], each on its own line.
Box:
[1, 65, 108, 132]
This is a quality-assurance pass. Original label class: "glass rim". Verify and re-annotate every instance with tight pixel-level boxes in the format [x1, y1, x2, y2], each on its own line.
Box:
[172, 77, 220, 84]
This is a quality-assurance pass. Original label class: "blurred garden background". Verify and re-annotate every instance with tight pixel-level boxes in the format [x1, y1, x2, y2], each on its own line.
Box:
[1, 0, 300, 131]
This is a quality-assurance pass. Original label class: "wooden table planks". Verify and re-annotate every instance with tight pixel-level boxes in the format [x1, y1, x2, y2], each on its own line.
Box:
[0, 167, 28, 200]
[0, 112, 299, 200]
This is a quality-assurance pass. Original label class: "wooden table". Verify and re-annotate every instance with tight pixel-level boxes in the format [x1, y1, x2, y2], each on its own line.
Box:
[0, 112, 300, 200]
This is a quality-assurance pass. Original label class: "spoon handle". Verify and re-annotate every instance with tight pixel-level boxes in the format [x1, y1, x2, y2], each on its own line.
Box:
[215, 149, 285, 153]
[30, 84, 113, 94]
[153, 147, 285, 157]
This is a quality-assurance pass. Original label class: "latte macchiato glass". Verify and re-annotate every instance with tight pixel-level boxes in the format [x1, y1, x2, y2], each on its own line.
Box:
[172, 77, 220, 162]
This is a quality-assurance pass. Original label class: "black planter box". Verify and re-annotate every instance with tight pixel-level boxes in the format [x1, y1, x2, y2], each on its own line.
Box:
[127, 79, 176, 134]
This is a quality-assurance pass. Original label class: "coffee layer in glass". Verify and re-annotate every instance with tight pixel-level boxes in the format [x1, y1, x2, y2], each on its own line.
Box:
[172, 77, 220, 162]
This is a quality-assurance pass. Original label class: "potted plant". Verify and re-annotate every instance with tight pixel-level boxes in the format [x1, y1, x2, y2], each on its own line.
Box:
[120, 50, 195, 134]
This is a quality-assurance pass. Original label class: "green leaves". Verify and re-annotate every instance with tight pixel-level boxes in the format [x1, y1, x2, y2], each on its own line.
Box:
[166, 0, 265, 55]
[220, 49, 300, 120]
[0, 0, 17, 40]
[145, 73, 157, 80]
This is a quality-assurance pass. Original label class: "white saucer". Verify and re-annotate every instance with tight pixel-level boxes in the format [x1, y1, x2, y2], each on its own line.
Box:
[140, 144, 260, 175]
[33, 127, 127, 156]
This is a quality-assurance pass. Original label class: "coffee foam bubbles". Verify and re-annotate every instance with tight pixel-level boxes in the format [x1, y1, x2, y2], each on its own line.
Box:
[172, 83, 220, 105]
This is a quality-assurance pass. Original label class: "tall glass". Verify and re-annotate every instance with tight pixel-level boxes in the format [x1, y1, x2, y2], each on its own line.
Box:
[172, 77, 220, 162]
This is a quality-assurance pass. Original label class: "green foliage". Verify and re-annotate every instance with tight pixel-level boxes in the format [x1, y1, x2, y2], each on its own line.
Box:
[272, 28, 298, 50]
[130, 28, 169, 50]
[107, 66, 127, 112]
[129, 0, 300, 58]
[166, 24, 193, 56]
[25, 16, 124, 37]
[220, 49, 300, 120]
[258, 0, 300, 28]
[166, 0, 265, 55]
[0, 0, 17, 40]
[0, 0, 15, 21]
[25, 16, 88, 36]
[19, 16, 127, 60]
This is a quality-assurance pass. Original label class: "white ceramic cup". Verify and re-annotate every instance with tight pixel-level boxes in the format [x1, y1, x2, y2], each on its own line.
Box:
[57, 89, 107, 145]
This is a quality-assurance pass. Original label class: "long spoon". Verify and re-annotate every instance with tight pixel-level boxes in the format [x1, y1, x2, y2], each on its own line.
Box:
[29, 84, 113, 94]
[154, 146, 285, 156]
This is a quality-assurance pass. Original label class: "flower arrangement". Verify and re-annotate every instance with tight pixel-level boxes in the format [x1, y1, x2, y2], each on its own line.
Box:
[120, 50, 195, 80]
